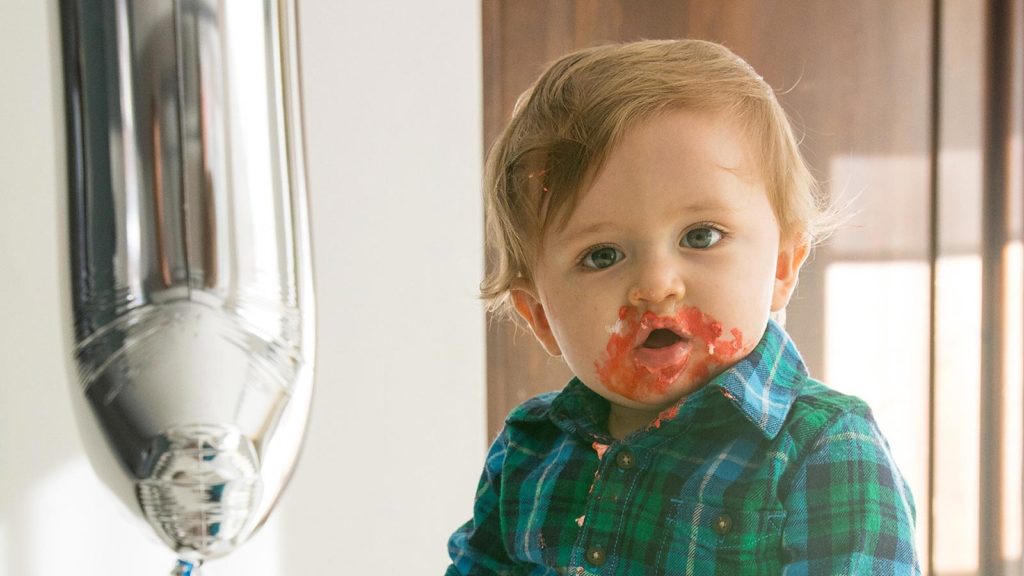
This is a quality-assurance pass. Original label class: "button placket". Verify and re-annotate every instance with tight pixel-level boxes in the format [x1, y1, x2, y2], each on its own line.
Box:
[576, 446, 642, 573]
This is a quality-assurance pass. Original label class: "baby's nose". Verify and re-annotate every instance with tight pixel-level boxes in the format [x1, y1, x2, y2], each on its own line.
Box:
[628, 262, 685, 310]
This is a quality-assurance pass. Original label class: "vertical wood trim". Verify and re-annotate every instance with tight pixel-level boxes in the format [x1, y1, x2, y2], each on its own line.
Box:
[980, 0, 1013, 573]
[926, 0, 942, 572]
[482, 0, 506, 440]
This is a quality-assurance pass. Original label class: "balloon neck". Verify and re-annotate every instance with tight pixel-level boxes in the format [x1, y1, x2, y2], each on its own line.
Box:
[172, 559, 203, 576]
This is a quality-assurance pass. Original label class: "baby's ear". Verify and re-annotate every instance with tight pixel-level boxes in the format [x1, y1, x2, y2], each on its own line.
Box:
[510, 281, 562, 357]
[771, 236, 811, 312]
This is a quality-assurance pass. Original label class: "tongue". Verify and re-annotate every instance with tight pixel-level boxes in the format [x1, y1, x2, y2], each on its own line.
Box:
[643, 329, 681, 349]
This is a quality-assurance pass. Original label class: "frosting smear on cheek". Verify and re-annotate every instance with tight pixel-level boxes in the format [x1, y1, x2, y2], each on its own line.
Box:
[594, 305, 744, 402]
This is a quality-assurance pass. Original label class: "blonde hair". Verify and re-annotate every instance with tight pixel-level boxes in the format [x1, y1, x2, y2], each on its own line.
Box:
[482, 39, 832, 316]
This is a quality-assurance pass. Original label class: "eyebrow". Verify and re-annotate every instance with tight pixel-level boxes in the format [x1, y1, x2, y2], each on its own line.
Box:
[560, 199, 739, 239]
[559, 221, 617, 240]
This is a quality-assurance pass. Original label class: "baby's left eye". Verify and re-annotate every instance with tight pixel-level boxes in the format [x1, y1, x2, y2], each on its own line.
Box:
[681, 227, 723, 249]
[581, 246, 624, 269]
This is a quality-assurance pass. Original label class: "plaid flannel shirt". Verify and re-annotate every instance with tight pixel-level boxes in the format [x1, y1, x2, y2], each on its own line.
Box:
[447, 320, 920, 575]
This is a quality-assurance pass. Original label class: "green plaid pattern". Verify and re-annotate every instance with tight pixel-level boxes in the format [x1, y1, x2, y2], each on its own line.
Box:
[447, 320, 920, 575]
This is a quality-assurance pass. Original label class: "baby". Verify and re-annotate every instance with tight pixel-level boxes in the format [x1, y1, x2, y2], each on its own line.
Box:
[447, 39, 919, 575]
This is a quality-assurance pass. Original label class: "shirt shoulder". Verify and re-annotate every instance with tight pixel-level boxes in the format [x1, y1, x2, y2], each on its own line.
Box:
[504, 378, 609, 444]
[779, 377, 890, 465]
[500, 385, 600, 460]
[504, 390, 560, 425]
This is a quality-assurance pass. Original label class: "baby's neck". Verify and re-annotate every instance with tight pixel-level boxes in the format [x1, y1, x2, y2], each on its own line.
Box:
[606, 404, 663, 440]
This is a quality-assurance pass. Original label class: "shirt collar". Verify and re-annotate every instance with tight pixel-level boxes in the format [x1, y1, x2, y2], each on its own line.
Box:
[515, 319, 808, 442]
[708, 318, 809, 439]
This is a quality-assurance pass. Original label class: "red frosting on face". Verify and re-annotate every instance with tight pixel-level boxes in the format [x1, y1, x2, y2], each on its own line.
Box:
[594, 305, 744, 402]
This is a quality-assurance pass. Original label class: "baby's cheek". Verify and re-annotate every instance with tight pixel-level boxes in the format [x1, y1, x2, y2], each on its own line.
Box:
[686, 326, 745, 381]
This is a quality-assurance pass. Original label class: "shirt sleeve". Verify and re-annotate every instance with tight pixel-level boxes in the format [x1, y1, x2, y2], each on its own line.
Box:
[781, 410, 921, 575]
[446, 429, 516, 576]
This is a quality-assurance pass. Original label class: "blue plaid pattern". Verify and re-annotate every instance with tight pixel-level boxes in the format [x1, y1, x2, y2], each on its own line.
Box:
[447, 320, 920, 575]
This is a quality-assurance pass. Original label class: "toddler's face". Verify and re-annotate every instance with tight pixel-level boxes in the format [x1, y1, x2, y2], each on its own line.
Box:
[513, 109, 807, 421]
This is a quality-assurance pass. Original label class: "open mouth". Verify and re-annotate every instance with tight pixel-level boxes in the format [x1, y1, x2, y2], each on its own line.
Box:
[633, 327, 691, 375]
[642, 328, 683, 349]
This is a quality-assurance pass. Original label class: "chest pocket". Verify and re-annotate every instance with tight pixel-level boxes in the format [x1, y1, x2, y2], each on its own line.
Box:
[658, 498, 786, 575]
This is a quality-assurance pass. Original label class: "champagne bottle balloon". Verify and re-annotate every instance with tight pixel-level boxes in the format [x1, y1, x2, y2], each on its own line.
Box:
[58, 0, 315, 572]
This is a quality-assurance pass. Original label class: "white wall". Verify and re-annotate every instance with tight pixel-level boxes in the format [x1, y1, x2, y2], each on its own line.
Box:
[0, 1, 484, 574]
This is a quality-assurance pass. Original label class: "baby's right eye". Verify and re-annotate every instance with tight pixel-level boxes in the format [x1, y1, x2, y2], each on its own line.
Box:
[581, 246, 624, 269]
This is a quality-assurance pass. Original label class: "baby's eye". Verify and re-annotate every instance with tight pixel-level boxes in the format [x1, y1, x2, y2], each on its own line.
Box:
[581, 246, 624, 269]
[681, 227, 723, 249]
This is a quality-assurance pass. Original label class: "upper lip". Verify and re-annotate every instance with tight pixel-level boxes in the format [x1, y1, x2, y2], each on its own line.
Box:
[632, 313, 691, 349]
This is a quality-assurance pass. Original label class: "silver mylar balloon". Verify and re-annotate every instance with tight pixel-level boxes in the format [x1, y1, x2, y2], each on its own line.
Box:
[58, 0, 314, 568]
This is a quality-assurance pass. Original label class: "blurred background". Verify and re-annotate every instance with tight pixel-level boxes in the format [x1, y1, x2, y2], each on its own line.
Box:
[1, 0, 1021, 575]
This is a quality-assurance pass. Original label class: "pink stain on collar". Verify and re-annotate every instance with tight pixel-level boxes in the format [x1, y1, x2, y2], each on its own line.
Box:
[594, 305, 744, 402]
[647, 404, 681, 430]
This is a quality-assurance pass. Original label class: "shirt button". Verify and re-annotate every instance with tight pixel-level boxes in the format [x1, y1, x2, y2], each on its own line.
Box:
[714, 513, 734, 535]
[614, 450, 636, 470]
[585, 544, 607, 566]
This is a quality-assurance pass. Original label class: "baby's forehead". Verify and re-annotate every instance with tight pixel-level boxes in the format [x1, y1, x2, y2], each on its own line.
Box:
[586, 114, 766, 185]
[577, 112, 759, 185]
[587, 111, 769, 194]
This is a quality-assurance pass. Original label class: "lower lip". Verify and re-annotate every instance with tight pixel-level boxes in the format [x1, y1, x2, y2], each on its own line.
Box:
[633, 341, 691, 372]
[594, 337, 692, 401]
